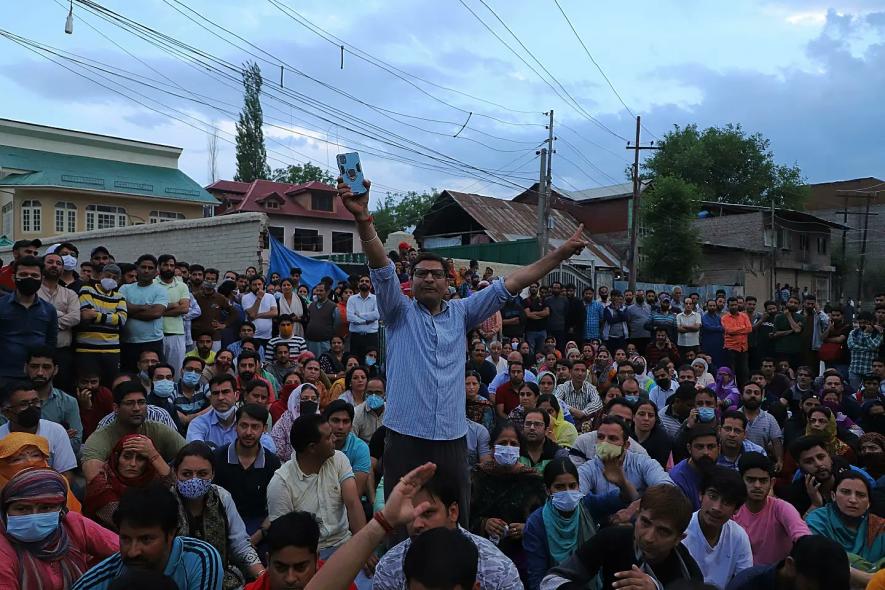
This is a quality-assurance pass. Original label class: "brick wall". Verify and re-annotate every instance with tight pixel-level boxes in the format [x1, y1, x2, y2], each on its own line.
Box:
[0, 212, 268, 273]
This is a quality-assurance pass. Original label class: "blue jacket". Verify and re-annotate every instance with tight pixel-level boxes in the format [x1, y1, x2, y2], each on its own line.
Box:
[0, 292, 57, 378]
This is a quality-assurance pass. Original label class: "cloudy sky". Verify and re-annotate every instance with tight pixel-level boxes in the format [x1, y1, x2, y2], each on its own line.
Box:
[1, 0, 883, 202]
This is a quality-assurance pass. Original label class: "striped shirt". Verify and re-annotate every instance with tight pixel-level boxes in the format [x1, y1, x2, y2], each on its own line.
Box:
[554, 380, 602, 415]
[75, 284, 128, 353]
[72, 536, 223, 590]
[370, 260, 515, 440]
[264, 335, 307, 360]
[97, 404, 177, 430]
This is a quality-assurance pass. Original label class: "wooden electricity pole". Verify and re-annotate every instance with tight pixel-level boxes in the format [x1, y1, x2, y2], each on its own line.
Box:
[625, 116, 660, 290]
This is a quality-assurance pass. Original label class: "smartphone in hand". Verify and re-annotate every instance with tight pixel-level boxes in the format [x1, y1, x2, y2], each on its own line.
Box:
[336, 152, 367, 195]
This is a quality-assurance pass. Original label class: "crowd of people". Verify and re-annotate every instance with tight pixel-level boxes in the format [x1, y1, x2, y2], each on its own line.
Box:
[0, 175, 883, 590]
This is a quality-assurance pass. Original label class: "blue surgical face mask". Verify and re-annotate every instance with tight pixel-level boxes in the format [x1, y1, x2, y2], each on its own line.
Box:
[366, 394, 385, 411]
[625, 395, 640, 403]
[152, 379, 175, 398]
[698, 407, 716, 423]
[100, 278, 118, 292]
[177, 477, 212, 500]
[511, 342, 519, 350]
[215, 406, 237, 421]
[5, 511, 61, 543]
[551, 490, 583, 512]
[181, 371, 201, 388]
[365, 357, 377, 367]
[61, 255, 77, 271]
[494, 444, 520, 466]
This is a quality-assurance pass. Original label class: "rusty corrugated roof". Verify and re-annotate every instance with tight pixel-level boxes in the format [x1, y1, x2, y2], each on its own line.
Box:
[443, 190, 622, 268]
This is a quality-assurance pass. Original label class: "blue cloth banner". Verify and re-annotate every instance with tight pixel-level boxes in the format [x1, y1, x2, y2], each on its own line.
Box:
[267, 234, 349, 288]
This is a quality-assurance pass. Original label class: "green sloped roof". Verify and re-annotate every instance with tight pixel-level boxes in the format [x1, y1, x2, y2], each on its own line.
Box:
[0, 145, 218, 205]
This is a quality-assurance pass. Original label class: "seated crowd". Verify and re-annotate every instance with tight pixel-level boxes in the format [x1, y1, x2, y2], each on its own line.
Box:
[0, 237, 883, 589]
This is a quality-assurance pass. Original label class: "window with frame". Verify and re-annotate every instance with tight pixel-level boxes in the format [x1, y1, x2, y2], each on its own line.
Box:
[331, 231, 353, 253]
[264, 200, 280, 209]
[310, 193, 333, 212]
[149, 210, 186, 224]
[21, 200, 41, 233]
[292, 228, 322, 252]
[817, 237, 828, 255]
[2, 202, 13, 237]
[55, 202, 77, 233]
[86, 204, 127, 231]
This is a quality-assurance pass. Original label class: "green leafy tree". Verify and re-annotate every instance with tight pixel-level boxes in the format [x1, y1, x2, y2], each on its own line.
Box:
[639, 176, 701, 283]
[270, 162, 335, 185]
[642, 123, 808, 209]
[371, 189, 439, 242]
[234, 62, 270, 182]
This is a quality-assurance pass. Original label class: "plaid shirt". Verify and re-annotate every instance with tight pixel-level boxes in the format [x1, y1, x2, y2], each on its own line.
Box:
[584, 301, 604, 340]
[847, 328, 884, 376]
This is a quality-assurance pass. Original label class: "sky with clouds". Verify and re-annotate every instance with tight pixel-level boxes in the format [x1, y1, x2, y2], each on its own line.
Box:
[1, 0, 883, 202]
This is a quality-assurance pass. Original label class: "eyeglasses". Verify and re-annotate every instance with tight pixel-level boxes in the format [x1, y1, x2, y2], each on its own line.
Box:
[7, 399, 42, 411]
[119, 399, 147, 408]
[524, 420, 546, 429]
[413, 268, 446, 279]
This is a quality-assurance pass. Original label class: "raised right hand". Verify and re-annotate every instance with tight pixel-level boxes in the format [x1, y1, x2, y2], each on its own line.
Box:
[337, 178, 372, 221]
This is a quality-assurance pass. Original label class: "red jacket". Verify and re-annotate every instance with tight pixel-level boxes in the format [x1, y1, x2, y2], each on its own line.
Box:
[244, 560, 356, 590]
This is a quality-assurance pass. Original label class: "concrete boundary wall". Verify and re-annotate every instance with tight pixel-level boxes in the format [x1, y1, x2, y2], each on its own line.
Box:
[1, 212, 268, 273]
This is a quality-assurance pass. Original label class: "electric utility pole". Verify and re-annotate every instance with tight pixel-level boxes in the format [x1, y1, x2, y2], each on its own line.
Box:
[625, 115, 659, 290]
[836, 189, 880, 302]
[536, 110, 555, 256]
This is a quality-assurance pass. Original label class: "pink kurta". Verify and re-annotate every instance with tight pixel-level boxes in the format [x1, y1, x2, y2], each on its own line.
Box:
[0, 512, 119, 590]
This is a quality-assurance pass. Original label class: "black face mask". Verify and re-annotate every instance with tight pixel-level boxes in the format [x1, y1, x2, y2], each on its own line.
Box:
[15, 406, 41, 429]
[15, 277, 41, 296]
[300, 400, 318, 416]
[655, 378, 671, 389]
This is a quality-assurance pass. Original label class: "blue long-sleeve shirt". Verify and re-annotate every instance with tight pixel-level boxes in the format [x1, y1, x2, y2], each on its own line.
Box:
[0, 292, 57, 378]
[700, 311, 726, 370]
[370, 260, 515, 440]
[523, 491, 625, 590]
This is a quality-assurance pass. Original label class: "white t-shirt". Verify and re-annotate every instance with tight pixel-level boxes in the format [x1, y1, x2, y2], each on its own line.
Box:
[676, 311, 702, 347]
[240, 292, 278, 339]
[0, 419, 77, 473]
[682, 511, 753, 589]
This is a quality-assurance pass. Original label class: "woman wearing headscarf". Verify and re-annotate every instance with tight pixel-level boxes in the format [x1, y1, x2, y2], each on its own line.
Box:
[0, 468, 118, 590]
[0, 433, 81, 512]
[537, 394, 578, 448]
[83, 433, 175, 530]
[713, 366, 741, 410]
[270, 383, 321, 461]
[269, 372, 302, 423]
[691, 358, 715, 388]
[805, 406, 857, 464]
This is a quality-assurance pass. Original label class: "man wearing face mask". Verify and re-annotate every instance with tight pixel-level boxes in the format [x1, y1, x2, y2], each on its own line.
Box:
[146, 363, 181, 433]
[191, 278, 233, 352]
[353, 376, 386, 444]
[0, 380, 77, 480]
[0, 238, 41, 292]
[186, 374, 276, 453]
[76, 263, 127, 388]
[264, 315, 306, 362]
[0, 255, 58, 382]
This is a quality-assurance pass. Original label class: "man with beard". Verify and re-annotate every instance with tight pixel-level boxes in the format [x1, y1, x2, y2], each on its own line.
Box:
[848, 311, 884, 392]
[821, 371, 862, 422]
[38, 251, 80, 391]
[523, 282, 550, 355]
[73, 482, 223, 590]
[0, 255, 58, 381]
[120, 254, 169, 374]
[191, 278, 233, 353]
[646, 293, 678, 343]
[156, 254, 192, 374]
[213, 404, 281, 541]
[186, 373, 275, 452]
[347, 274, 379, 362]
[81, 381, 185, 483]
[739, 382, 784, 473]
[625, 289, 652, 353]
[649, 361, 679, 411]
[800, 294, 829, 378]
[734, 452, 810, 566]
[645, 327, 681, 369]
[669, 425, 721, 510]
[542, 484, 703, 590]
[0, 379, 76, 478]
[783, 434, 871, 518]
[25, 346, 82, 454]
[519, 408, 567, 472]
[752, 300, 779, 369]
[682, 467, 753, 588]
[602, 289, 629, 352]
[597, 285, 610, 307]
[564, 283, 585, 343]
[771, 296, 805, 371]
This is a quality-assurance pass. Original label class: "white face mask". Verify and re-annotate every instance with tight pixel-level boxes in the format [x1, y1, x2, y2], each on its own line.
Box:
[100, 278, 118, 291]
[62, 255, 77, 271]
[494, 444, 520, 466]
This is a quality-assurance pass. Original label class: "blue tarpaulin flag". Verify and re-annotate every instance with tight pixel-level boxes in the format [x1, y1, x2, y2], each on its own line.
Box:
[267, 234, 350, 287]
